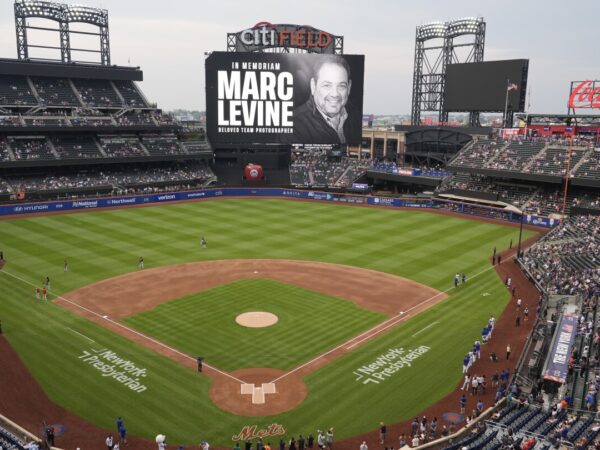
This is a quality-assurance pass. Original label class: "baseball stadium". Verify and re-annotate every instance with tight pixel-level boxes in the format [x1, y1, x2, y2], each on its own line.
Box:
[0, 2, 599, 450]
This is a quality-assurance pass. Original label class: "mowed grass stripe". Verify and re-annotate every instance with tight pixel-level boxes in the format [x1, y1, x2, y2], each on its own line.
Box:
[0, 199, 537, 445]
[123, 279, 386, 371]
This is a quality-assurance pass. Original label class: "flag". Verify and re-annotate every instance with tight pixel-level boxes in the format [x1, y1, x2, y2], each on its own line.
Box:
[507, 83, 518, 91]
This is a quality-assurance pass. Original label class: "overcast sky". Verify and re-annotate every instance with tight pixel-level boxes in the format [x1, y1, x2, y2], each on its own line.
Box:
[0, 0, 597, 115]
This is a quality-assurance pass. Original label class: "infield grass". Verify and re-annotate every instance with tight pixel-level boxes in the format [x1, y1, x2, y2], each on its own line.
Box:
[124, 278, 386, 371]
[0, 199, 537, 445]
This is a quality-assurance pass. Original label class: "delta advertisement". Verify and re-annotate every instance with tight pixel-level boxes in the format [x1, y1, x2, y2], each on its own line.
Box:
[205, 52, 364, 145]
[0, 188, 557, 228]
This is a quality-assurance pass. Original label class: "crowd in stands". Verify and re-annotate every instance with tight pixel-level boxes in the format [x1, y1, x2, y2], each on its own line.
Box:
[72, 79, 122, 107]
[52, 136, 102, 159]
[9, 137, 54, 160]
[524, 147, 586, 176]
[0, 74, 152, 111]
[32, 76, 80, 107]
[289, 152, 447, 189]
[0, 131, 202, 162]
[100, 136, 147, 157]
[142, 134, 184, 155]
[289, 150, 371, 188]
[524, 189, 565, 216]
[574, 194, 600, 210]
[576, 151, 600, 180]
[0, 424, 31, 449]
[0, 74, 37, 106]
[449, 137, 598, 181]
[521, 215, 600, 297]
[446, 139, 501, 169]
[441, 173, 535, 208]
[1, 162, 215, 196]
[0, 138, 11, 162]
[0, 110, 176, 129]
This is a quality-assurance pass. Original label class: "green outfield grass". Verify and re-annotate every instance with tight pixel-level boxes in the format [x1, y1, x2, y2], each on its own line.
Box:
[123, 278, 386, 371]
[0, 199, 537, 446]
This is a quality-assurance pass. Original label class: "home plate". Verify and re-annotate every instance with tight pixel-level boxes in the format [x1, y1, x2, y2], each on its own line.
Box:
[253, 271, 259, 274]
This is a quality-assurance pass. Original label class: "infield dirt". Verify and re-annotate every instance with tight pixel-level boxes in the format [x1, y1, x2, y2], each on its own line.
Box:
[57, 259, 447, 416]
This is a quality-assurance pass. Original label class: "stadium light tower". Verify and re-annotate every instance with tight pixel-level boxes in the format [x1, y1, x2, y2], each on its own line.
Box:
[14, 0, 110, 65]
[411, 17, 485, 126]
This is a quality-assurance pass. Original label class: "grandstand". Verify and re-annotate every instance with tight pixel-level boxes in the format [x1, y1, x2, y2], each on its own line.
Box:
[0, 58, 212, 202]
[1, 2, 600, 450]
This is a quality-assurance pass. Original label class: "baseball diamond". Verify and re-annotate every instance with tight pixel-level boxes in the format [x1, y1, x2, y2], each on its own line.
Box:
[0, 4, 597, 450]
[0, 198, 537, 447]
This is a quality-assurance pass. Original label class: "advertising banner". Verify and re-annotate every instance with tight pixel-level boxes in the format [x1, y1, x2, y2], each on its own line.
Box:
[0, 189, 556, 228]
[543, 315, 577, 383]
[206, 52, 364, 145]
[569, 80, 600, 109]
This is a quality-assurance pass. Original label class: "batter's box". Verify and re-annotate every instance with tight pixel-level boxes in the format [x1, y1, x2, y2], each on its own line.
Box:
[240, 383, 254, 395]
[262, 382, 276, 394]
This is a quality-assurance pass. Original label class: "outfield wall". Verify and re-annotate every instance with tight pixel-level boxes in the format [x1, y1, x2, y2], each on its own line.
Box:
[0, 188, 557, 228]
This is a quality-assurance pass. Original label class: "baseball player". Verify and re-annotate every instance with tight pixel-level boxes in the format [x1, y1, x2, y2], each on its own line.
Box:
[64, 259, 68, 273]
[200, 236, 207, 249]
[42, 287, 47, 301]
[45, 276, 51, 290]
[461, 374, 471, 390]
[481, 325, 489, 343]
[462, 354, 470, 373]
[35, 287, 40, 300]
[138, 256, 144, 269]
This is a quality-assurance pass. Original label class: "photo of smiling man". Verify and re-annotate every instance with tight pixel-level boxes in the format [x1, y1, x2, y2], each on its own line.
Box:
[289, 55, 361, 145]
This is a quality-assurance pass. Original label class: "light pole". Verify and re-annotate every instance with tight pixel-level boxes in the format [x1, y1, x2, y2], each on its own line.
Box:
[517, 211, 524, 259]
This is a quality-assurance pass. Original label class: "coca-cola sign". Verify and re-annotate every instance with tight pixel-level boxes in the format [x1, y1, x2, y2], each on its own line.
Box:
[569, 80, 600, 109]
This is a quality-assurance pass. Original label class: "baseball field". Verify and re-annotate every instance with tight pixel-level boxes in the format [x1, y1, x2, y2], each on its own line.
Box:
[0, 198, 536, 446]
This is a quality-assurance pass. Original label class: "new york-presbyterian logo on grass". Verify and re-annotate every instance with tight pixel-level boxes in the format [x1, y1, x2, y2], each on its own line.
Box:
[353, 346, 430, 385]
[78, 348, 148, 393]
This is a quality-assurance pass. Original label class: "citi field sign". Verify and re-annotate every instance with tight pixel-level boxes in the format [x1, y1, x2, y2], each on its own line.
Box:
[231, 22, 337, 52]
[569, 80, 600, 109]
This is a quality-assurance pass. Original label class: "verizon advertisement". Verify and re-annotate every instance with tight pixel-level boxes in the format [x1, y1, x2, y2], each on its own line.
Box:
[205, 52, 364, 145]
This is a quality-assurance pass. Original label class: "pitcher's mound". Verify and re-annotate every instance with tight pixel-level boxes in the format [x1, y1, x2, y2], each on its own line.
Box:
[236, 311, 279, 328]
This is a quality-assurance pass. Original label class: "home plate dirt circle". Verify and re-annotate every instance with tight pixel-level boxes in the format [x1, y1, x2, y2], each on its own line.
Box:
[60, 259, 447, 417]
[209, 368, 308, 416]
[236, 311, 279, 328]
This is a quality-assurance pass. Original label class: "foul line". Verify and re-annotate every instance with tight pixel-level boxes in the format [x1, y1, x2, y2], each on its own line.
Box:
[66, 327, 95, 343]
[2, 256, 512, 388]
[270, 260, 504, 383]
[411, 321, 440, 338]
[0, 270, 246, 385]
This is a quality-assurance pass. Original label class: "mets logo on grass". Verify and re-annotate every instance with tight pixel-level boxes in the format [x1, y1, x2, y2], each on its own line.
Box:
[232, 423, 285, 441]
